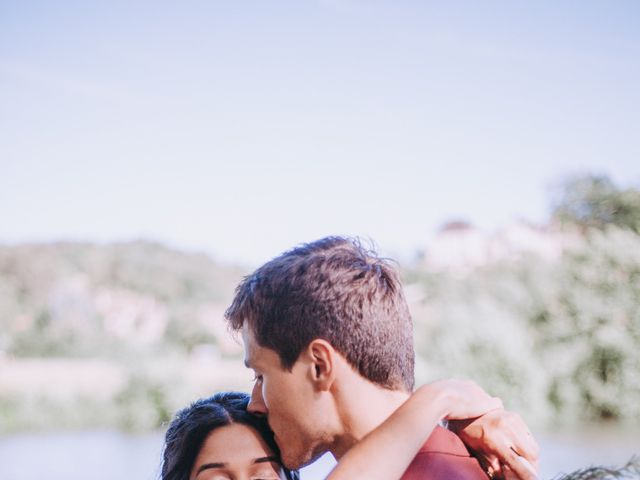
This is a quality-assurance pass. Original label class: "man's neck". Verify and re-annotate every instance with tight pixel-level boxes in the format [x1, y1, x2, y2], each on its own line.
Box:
[330, 378, 411, 460]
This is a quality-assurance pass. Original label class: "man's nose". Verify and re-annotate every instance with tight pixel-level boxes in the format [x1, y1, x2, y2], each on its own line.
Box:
[247, 381, 267, 416]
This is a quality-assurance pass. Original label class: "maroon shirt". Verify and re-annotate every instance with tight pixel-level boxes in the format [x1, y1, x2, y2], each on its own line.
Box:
[400, 425, 488, 480]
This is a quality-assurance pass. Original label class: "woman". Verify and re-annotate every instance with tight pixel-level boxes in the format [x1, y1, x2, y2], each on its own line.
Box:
[161, 380, 508, 480]
[162, 391, 298, 480]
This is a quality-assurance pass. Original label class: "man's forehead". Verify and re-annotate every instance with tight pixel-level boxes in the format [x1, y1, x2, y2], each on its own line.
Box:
[243, 356, 252, 368]
[241, 323, 258, 367]
[241, 324, 284, 371]
[243, 347, 255, 368]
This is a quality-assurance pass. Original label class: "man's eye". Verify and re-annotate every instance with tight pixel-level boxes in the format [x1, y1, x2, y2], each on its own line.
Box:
[252, 472, 280, 480]
[251, 466, 280, 479]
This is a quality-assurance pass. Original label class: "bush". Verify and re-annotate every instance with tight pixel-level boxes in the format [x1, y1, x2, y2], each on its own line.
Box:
[411, 227, 640, 426]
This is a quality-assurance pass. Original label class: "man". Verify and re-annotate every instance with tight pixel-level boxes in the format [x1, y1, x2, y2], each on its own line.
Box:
[225, 237, 538, 479]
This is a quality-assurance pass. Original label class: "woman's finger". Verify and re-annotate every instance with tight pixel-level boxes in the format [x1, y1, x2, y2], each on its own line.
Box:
[501, 448, 538, 480]
[506, 418, 540, 467]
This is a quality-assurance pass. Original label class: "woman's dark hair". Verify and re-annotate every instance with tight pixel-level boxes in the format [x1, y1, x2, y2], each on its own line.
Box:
[161, 391, 299, 480]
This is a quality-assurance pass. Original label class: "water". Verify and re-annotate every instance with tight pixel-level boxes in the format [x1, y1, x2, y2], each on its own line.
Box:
[0, 431, 334, 480]
[0, 429, 637, 480]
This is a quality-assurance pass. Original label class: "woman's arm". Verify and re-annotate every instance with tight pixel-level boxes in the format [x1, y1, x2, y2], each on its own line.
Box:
[325, 379, 503, 480]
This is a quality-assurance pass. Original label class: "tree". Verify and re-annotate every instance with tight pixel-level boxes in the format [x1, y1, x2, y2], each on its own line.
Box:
[552, 174, 640, 233]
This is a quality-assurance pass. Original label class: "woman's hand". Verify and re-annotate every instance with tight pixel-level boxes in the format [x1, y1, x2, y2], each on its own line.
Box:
[423, 380, 539, 480]
[449, 409, 539, 480]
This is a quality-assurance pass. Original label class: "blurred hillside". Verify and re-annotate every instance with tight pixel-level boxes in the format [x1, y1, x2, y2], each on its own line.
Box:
[0, 241, 246, 357]
[0, 241, 250, 432]
[1, 174, 639, 432]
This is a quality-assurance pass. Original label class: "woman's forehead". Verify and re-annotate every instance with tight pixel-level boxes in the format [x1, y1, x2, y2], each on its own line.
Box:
[190, 423, 282, 479]
[197, 423, 275, 461]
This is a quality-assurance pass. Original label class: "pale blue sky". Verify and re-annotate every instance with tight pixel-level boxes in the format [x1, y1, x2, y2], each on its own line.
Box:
[2, 0, 639, 265]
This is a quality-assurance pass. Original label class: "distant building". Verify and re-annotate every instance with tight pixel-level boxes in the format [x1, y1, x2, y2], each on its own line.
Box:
[423, 221, 574, 272]
[95, 288, 168, 345]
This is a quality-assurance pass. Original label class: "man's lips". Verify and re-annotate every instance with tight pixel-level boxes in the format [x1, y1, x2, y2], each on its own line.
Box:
[272, 428, 288, 452]
[273, 430, 282, 446]
[268, 420, 280, 443]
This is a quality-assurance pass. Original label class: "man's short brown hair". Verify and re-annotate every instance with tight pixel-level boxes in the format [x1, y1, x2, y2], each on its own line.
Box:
[225, 236, 415, 391]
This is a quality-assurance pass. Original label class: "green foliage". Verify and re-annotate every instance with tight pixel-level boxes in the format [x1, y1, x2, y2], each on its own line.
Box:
[0, 394, 118, 433]
[0, 374, 174, 433]
[115, 374, 173, 432]
[411, 262, 550, 423]
[164, 314, 218, 353]
[553, 175, 640, 233]
[411, 226, 640, 426]
[97, 242, 240, 303]
[537, 228, 640, 422]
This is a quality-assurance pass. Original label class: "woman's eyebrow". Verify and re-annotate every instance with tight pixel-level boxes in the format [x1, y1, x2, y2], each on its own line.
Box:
[253, 455, 279, 464]
[195, 462, 226, 476]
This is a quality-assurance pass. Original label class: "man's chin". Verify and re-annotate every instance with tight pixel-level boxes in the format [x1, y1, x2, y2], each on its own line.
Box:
[279, 445, 323, 470]
[280, 452, 309, 470]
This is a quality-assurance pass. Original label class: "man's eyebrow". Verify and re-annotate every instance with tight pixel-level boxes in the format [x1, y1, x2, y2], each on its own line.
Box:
[254, 456, 279, 464]
[195, 462, 226, 476]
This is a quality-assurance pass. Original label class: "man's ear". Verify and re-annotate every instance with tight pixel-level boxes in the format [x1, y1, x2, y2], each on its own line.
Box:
[306, 339, 337, 392]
